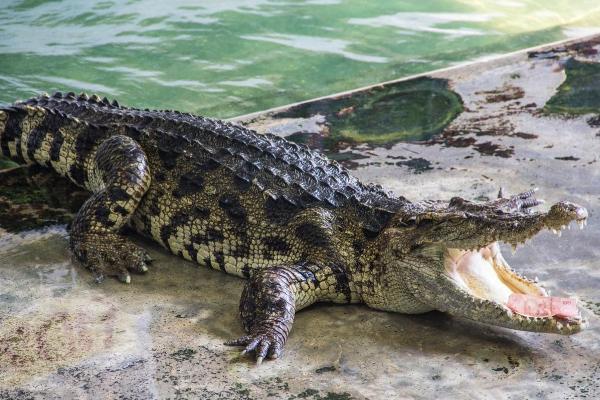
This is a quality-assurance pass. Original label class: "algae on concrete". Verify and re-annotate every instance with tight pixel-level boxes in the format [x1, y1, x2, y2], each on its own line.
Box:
[0, 155, 18, 170]
[0, 166, 86, 233]
[273, 77, 463, 149]
[544, 58, 600, 115]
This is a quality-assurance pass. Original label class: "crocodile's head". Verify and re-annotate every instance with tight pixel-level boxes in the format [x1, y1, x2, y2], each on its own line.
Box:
[381, 192, 589, 335]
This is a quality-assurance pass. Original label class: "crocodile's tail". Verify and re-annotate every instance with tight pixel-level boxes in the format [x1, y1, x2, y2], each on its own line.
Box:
[0, 106, 19, 161]
[0, 103, 45, 165]
[0, 97, 111, 190]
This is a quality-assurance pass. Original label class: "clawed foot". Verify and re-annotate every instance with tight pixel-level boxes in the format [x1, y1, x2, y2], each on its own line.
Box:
[448, 187, 545, 216]
[225, 266, 300, 365]
[70, 232, 152, 283]
[225, 326, 285, 365]
[497, 187, 544, 213]
[495, 187, 587, 228]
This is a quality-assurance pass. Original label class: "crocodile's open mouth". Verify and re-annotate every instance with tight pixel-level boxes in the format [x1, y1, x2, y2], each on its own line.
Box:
[443, 219, 587, 333]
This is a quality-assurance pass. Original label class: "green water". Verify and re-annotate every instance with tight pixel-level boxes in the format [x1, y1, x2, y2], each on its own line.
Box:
[1, 0, 600, 118]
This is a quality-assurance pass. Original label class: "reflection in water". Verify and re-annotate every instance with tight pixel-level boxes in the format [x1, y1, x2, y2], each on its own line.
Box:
[1, 1, 600, 118]
[348, 12, 497, 37]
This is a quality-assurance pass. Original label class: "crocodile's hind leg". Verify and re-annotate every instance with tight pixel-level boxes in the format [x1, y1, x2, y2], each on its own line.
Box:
[70, 135, 152, 283]
[225, 264, 352, 364]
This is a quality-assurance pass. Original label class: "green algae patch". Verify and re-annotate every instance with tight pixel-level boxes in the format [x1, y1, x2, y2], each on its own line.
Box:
[0, 165, 87, 232]
[274, 77, 463, 149]
[0, 156, 19, 170]
[545, 58, 600, 115]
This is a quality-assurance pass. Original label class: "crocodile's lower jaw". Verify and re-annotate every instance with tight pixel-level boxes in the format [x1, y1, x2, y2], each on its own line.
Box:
[444, 241, 584, 328]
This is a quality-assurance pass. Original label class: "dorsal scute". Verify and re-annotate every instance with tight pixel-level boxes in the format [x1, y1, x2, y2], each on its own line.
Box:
[12, 94, 404, 215]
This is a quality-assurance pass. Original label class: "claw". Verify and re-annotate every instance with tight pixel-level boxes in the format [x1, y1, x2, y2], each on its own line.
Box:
[225, 331, 284, 364]
[243, 337, 261, 354]
[268, 341, 283, 359]
[118, 272, 131, 284]
[256, 340, 270, 360]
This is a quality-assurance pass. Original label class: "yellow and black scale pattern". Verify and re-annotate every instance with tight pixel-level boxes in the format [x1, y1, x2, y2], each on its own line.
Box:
[0, 92, 408, 362]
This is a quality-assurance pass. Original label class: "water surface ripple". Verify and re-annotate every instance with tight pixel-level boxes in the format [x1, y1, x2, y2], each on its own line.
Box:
[1, 0, 600, 117]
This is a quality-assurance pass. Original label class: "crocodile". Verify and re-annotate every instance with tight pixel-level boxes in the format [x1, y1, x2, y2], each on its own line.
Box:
[0, 92, 589, 364]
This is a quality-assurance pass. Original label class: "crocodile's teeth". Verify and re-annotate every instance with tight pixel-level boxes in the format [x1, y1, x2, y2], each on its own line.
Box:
[578, 220, 585, 230]
[557, 230, 562, 238]
[551, 229, 558, 235]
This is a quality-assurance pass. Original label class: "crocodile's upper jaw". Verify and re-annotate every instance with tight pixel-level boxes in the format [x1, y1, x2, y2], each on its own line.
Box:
[442, 233, 586, 334]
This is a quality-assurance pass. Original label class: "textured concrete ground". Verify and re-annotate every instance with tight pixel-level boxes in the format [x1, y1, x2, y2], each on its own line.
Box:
[1, 36, 600, 399]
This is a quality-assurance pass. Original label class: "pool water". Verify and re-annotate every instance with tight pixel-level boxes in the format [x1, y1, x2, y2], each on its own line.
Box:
[1, 0, 600, 118]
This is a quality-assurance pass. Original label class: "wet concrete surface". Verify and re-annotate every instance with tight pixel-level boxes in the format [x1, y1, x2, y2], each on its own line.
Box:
[2, 36, 600, 399]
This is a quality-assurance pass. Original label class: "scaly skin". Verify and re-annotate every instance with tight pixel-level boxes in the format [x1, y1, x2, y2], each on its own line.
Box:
[0, 92, 589, 364]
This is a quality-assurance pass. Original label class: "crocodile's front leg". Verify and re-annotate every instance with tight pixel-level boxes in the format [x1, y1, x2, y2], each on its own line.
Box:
[226, 264, 349, 364]
[70, 135, 152, 283]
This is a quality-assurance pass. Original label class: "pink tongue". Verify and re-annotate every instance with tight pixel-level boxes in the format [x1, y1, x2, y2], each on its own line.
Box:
[507, 294, 579, 318]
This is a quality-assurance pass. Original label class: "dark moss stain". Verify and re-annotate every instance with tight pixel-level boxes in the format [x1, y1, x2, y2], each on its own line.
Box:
[170, 348, 197, 361]
[326, 151, 369, 170]
[529, 38, 600, 60]
[545, 58, 600, 115]
[513, 132, 538, 139]
[315, 365, 336, 374]
[395, 157, 433, 174]
[528, 50, 561, 60]
[588, 115, 600, 127]
[473, 142, 514, 158]
[274, 77, 463, 150]
[476, 85, 524, 103]
[296, 389, 320, 399]
[1, 181, 46, 205]
[0, 155, 19, 170]
[0, 165, 87, 232]
[441, 136, 476, 148]
[555, 156, 580, 161]
[232, 382, 250, 397]
[290, 388, 354, 400]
